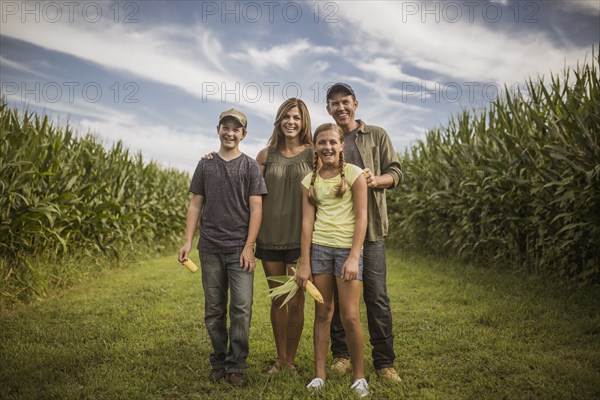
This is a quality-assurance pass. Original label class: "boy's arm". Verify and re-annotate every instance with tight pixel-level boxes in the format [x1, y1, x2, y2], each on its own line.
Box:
[178, 194, 204, 262]
[341, 173, 368, 281]
[295, 186, 315, 289]
[240, 194, 263, 273]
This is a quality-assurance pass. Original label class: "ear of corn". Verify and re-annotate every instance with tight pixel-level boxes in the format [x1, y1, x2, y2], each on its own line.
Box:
[266, 267, 324, 307]
[181, 259, 198, 273]
[305, 280, 324, 304]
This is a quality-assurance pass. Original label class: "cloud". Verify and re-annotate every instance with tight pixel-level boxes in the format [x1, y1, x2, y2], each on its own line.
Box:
[355, 57, 440, 88]
[335, 1, 593, 86]
[230, 39, 336, 70]
[563, 1, 600, 15]
[0, 56, 51, 79]
[0, 18, 285, 121]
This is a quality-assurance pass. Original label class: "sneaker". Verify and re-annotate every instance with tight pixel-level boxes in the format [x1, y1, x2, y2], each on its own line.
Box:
[306, 377, 325, 391]
[226, 372, 245, 387]
[331, 357, 351, 374]
[376, 367, 402, 383]
[209, 368, 226, 383]
[350, 378, 370, 397]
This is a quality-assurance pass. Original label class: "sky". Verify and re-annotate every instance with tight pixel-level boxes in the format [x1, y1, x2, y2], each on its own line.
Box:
[1, 0, 599, 175]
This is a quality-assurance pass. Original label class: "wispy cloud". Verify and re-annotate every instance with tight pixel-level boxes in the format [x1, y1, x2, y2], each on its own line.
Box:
[1, 18, 288, 121]
[336, 1, 592, 86]
[564, 1, 600, 15]
[1, 0, 596, 170]
[0, 56, 51, 79]
[230, 39, 336, 70]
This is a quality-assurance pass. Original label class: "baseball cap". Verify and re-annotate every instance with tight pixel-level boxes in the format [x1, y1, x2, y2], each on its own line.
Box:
[326, 82, 356, 100]
[219, 108, 247, 128]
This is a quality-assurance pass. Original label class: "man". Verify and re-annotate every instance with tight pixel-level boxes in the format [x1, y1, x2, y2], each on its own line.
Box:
[325, 83, 403, 383]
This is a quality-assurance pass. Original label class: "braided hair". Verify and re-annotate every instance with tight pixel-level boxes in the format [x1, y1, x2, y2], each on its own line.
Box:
[336, 147, 348, 198]
[308, 149, 320, 205]
[308, 123, 347, 205]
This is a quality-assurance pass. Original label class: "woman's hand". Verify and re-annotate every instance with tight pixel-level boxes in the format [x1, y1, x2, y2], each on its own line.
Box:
[201, 151, 216, 160]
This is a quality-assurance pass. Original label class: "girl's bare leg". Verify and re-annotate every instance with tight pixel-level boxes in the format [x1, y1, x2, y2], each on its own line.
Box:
[336, 277, 365, 380]
[312, 274, 335, 379]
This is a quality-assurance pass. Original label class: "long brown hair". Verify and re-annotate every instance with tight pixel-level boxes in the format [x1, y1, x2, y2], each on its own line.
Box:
[308, 123, 347, 205]
[267, 98, 312, 151]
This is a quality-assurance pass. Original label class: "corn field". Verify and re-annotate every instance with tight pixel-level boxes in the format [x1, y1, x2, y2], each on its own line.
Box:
[387, 53, 600, 282]
[0, 103, 190, 303]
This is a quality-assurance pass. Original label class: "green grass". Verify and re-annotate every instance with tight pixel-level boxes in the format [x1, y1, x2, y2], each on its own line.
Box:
[1, 251, 599, 399]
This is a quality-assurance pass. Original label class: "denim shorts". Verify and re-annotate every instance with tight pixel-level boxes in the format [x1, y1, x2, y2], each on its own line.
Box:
[255, 247, 300, 264]
[310, 243, 363, 280]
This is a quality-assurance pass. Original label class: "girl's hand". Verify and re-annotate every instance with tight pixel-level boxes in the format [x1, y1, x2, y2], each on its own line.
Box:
[294, 261, 312, 289]
[341, 257, 359, 282]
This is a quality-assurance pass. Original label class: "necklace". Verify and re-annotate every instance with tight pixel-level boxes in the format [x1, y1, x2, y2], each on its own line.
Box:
[319, 168, 339, 179]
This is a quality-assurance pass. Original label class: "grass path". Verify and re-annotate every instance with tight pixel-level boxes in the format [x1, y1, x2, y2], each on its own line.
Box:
[1, 251, 599, 399]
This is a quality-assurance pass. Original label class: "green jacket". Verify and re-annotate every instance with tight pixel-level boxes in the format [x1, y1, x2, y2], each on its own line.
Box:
[354, 120, 403, 241]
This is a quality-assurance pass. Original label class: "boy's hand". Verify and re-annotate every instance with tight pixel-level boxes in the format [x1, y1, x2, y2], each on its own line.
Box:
[178, 244, 192, 263]
[341, 257, 359, 282]
[240, 243, 256, 273]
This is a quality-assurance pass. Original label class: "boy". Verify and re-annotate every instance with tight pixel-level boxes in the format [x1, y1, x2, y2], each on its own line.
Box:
[178, 108, 267, 387]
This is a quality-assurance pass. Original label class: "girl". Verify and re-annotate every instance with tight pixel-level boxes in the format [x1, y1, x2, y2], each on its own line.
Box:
[295, 123, 369, 397]
[255, 98, 314, 374]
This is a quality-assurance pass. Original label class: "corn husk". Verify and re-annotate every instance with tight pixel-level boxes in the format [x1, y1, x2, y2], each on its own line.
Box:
[266, 267, 324, 307]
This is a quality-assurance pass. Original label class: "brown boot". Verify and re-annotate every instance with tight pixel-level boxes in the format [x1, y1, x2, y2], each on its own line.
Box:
[330, 357, 351, 374]
[376, 367, 402, 383]
[226, 372, 246, 387]
[209, 369, 226, 383]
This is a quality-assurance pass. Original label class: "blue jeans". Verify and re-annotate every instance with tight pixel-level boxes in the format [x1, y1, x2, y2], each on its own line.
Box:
[330, 240, 396, 369]
[200, 251, 254, 373]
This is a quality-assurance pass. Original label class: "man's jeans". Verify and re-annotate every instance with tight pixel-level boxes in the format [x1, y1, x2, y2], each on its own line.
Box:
[200, 251, 254, 373]
[330, 240, 396, 369]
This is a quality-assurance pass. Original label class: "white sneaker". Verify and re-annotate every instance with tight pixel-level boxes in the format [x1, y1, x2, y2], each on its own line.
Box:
[350, 378, 370, 397]
[306, 377, 325, 391]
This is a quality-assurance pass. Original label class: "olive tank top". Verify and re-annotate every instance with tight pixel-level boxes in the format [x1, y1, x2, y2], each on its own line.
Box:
[257, 146, 314, 249]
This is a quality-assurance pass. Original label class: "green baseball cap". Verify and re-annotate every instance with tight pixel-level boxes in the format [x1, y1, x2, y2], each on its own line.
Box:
[219, 108, 247, 128]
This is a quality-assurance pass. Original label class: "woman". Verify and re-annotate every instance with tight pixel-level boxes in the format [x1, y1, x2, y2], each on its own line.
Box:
[255, 98, 314, 374]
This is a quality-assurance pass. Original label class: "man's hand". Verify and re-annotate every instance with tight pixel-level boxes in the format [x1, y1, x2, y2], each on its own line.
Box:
[363, 168, 378, 188]
[363, 168, 394, 189]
